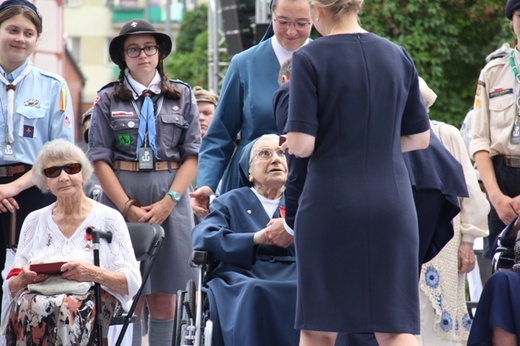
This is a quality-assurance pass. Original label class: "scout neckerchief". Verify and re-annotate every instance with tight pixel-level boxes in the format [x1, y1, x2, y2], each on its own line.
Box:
[125, 72, 163, 163]
[508, 49, 520, 144]
[0, 63, 33, 145]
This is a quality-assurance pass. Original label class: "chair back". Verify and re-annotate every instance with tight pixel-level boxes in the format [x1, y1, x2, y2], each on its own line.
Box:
[126, 222, 165, 261]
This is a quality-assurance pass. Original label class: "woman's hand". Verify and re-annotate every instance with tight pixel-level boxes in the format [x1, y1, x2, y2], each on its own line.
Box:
[21, 264, 48, 285]
[126, 204, 148, 223]
[61, 261, 100, 282]
[265, 218, 293, 248]
[0, 197, 19, 213]
[490, 194, 517, 226]
[138, 197, 176, 224]
[458, 242, 476, 274]
[0, 181, 21, 213]
[190, 186, 214, 219]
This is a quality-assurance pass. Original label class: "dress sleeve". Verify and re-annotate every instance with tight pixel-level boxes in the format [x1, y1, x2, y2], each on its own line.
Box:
[286, 50, 319, 137]
[401, 69, 431, 136]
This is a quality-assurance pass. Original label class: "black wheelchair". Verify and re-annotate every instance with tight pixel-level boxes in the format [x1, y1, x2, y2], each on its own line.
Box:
[491, 217, 520, 273]
[174, 251, 213, 346]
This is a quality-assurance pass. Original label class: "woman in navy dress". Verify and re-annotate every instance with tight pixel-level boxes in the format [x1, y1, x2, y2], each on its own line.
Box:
[285, 0, 430, 345]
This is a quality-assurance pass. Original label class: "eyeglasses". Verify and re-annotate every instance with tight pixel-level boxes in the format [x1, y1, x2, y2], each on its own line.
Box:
[43, 163, 82, 178]
[125, 45, 159, 58]
[273, 18, 312, 29]
[254, 149, 286, 161]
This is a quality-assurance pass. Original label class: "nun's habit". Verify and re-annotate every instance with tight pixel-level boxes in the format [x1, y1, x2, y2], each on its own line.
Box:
[192, 138, 299, 346]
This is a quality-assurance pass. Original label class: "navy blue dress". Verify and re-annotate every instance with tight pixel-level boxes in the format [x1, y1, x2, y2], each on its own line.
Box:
[286, 33, 430, 334]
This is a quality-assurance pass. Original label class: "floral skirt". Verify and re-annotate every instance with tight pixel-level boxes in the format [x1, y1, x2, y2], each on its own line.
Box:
[5, 288, 120, 345]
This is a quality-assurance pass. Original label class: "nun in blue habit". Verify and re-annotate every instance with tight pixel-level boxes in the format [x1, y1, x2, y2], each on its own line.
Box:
[192, 134, 299, 346]
[195, 0, 312, 196]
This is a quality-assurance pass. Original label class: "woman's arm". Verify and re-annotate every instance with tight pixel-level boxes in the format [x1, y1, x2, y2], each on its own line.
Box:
[401, 129, 430, 152]
[61, 261, 128, 296]
[93, 160, 146, 222]
[286, 132, 315, 158]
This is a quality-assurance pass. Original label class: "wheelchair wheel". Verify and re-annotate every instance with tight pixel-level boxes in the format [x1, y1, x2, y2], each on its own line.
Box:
[175, 280, 197, 346]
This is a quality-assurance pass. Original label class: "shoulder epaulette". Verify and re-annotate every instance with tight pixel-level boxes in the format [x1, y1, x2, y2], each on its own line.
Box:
[97, 81, 119, 93]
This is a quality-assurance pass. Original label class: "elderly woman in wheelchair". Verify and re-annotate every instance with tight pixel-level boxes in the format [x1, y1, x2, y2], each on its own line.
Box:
[190, 134, 298, 346]
[468, 216, 520, 345]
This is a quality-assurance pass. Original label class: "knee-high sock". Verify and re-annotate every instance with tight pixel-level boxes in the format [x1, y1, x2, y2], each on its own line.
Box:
[132, 320, 142, 346]
[148, 318, 174, 346]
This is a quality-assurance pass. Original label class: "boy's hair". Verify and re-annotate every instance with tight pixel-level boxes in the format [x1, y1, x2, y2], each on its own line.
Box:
[278, 58, 292, 86]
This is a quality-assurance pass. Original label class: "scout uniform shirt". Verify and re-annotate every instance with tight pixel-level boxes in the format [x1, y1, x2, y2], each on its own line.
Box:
[470, 48, 520, 159]
[87, 77, 200, 165]
[0, 60, 74, 165]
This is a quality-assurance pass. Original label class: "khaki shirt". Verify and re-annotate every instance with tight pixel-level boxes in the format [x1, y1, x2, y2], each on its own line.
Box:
[470, 49, 520, 158]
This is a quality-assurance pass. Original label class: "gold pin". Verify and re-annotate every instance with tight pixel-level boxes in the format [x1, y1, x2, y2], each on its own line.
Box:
[172, 106, 179, 111]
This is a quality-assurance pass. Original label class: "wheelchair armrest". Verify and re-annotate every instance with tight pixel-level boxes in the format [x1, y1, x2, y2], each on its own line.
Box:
[191, 250, 210, 266]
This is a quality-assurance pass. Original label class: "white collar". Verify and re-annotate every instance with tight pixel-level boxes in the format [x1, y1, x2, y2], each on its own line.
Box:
[270, 36, 310, 66]
[125, 71, 162, 99]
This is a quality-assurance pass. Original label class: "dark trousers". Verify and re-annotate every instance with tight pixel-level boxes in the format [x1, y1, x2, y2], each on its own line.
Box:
[483, 158, 520, 261]
[0, 172, 55, 305]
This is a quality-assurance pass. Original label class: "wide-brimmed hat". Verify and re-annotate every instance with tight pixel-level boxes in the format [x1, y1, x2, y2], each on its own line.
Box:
[506, 0, 520, 19]
[109, 19, 172, 67]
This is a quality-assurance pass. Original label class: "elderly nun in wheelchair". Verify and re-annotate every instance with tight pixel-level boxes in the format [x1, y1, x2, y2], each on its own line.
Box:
[1, 140, 141, 345]
[192, 133, 298, 346]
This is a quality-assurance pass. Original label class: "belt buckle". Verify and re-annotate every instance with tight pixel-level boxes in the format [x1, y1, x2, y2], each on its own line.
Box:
[511, 157, 520, 168]
[0, 166, 7, 177]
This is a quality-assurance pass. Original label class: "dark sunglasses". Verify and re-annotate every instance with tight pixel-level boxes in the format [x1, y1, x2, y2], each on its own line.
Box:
[43, 163, 82, 178]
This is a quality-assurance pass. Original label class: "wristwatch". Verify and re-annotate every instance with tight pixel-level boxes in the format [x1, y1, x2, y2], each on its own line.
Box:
[167, 190, 182, 203]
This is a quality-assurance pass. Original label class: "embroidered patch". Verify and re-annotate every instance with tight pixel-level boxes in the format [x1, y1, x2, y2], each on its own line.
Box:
[64, 115, 71, 128]
[23, 125, 34, 138]
[111, 111, 134, 117]
[118, 134, 131, 146]
[489, 88, 513, 98]
[94, 95, 100, 104]
[24, 99, 40, 108]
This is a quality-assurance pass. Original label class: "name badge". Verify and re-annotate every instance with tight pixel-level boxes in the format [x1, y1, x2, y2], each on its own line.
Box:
[138, 147, 153, 170]
[2, 142, 16, 161]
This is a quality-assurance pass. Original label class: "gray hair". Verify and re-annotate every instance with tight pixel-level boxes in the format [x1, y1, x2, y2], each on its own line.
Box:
[33, 139, 94, 193]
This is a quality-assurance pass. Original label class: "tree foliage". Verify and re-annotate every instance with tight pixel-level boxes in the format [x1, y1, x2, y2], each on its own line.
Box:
[164, 5, 209, 88]
[360, 0, 512, 125]
[167, 0, 513, 126]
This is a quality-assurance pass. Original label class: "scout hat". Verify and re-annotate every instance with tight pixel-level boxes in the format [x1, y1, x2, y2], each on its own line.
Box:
[193, 86, 219, 107]
[506, 0, 520, 20]
[109, 19, 172, 67]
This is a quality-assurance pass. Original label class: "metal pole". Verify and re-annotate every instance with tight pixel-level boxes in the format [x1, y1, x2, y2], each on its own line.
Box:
[208, 0, 219, 93]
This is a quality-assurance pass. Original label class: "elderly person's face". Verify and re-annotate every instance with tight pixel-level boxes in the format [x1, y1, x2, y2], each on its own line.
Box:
[43, 160, 84, 198]
[249, 137, 288, 193]
[272, 0, 312, 51]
